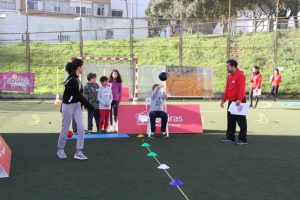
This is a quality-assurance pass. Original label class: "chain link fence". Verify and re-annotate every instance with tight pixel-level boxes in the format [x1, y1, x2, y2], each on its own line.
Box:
[0, 13, 300, 96]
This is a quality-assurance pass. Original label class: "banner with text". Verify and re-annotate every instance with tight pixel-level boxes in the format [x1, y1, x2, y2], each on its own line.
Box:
[119, 104, 203, 134]
[0, 72, 35, 92]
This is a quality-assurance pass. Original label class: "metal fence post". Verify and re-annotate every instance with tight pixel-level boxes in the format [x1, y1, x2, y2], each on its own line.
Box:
[179, 0, 183, 67]
[130, 18, 135, 98]
[79, 0, 83, 57]
[273, 0, 280, 69]
[226, 0, 232, 60]
[25, 0, 31, 95]
[59, 32, 62, 43]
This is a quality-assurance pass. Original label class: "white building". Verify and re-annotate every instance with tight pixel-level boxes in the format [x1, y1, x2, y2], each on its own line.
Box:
[111, 0, 150, 18]
[0, 0, 150, 43]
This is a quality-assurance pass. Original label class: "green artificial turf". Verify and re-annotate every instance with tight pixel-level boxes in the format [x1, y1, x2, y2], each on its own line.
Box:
[1, 100, 300, 200]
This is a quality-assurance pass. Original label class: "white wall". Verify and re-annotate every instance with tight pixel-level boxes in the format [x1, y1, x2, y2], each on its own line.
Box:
[111, 0, 150, 17]
[0, 12, 148, 43]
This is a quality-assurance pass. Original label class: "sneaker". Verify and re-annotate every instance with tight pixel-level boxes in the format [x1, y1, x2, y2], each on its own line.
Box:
[221, 137, 235, 142]
[73, 131, 78, 135]
[162, 132, 167, 138]
[113, 122, 118, 133]
[74, 151, 88, 160]
[103, 130, 107, 134]
[150, 132, 155, 138]
[57, 149, 67, 159]
[87, 130, 92, 134]
[235, 140, 248, 145]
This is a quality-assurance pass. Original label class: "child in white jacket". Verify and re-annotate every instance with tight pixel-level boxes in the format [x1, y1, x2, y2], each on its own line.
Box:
[97, 76, 113, 134]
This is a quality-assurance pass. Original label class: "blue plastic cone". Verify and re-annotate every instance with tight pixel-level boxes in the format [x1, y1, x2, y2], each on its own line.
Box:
[170, 180, 183, 186]
[147, 152, 158, 157]
[141, 142, 151, 148]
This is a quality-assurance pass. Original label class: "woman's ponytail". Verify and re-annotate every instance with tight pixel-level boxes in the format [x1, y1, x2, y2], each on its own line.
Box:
[65, 59, 83, 75]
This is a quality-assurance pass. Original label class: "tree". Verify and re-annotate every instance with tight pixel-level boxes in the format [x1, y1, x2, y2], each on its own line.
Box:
[284, 0, 300, 28]
[247, 0, 300, 30]
[146, 0, 248, 35]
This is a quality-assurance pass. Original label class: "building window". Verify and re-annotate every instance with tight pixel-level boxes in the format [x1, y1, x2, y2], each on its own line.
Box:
[47, 0, 69, 13]
[70, 6, 91, 15]
[93, 3, 109, 16]
[0, 0, 16, 10]
[27, 0, 44, 11]
[112, 10, 123, 17]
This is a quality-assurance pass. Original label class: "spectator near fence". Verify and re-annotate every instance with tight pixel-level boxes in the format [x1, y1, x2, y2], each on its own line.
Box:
[249, 66, 262, 108]
[270, 68, 282, 101]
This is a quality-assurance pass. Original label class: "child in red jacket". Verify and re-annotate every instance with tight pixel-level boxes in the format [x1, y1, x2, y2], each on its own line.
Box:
[249, 66, 262, 108]
[270, 68, 282, 101]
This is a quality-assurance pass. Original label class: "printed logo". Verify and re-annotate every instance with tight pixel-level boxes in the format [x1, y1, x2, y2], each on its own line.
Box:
[6, 74, 30, 90]
[135, 111, 149, 125]
[135, 110, 183, 127]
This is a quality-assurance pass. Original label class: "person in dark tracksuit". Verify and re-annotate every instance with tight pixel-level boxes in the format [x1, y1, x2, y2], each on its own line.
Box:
[57, 59, 94, 160]
[149, 84, 168, 138]
[220, 59, 248, 145]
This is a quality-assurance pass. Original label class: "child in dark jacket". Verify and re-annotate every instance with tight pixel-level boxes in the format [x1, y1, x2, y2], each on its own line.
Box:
[83, 73, 100, 133]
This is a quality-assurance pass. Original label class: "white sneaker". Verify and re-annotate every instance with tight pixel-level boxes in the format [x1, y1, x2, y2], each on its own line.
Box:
[112, 123, 118, 132]
[57, 149, 67, 159]
[114, 122, 118, 132]
[150, 132, 155, 138]
[74, 151, 88, 160]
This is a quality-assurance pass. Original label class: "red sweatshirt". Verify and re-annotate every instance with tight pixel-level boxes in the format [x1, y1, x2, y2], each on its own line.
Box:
[250, 73, 262, 89]
[222, 68, 246, 103]
[270, 74, 282, 87]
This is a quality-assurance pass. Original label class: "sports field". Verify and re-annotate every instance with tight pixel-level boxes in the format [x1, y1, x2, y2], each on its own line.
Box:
[1, 99, 300, 200]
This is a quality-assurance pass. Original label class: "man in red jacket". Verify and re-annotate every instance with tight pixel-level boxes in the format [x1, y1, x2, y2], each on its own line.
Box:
[220, 59, 247, 145]
[249, 66, 262, 108]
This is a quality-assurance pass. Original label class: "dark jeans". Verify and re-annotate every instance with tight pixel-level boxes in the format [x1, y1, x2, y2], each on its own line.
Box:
[110, 100, 119, 125]
[249, 88, 259, 107]
[149, 111, 168, 133]
[72, 119, 77, 132]
[271, 86, 279, 99]
[88, 109, 100, 131]
[226, 99, 247, 142]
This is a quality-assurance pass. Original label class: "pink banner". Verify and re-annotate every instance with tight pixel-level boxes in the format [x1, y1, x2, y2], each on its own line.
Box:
[0, 135, 12, 178]
[0, 72, 35, 92]
[119, 104, 203, 134]
[121, 87, 130, 102]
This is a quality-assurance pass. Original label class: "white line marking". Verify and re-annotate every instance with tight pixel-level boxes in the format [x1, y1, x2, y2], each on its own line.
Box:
[28, 114, 41, 125]
[145, 147, 190, 200]
[259, 101, 272, 109]
[255, 113, 269, 124]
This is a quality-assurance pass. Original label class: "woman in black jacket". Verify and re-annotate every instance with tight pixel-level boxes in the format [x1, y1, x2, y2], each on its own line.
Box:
[57, 59, 94, 160]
